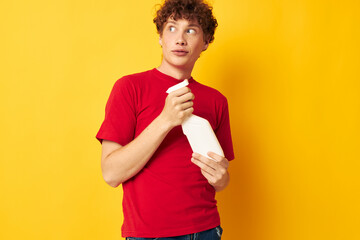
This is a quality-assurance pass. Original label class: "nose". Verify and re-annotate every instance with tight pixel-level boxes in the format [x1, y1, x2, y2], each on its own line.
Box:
[176, 34, 187, 46]
[177, 40, 186, 46]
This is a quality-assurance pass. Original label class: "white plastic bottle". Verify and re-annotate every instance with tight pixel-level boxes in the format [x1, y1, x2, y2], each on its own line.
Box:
[166, 79, 224, 159]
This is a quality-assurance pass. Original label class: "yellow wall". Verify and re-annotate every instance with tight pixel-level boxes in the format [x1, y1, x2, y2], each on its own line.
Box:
[1, 0, 359, 239]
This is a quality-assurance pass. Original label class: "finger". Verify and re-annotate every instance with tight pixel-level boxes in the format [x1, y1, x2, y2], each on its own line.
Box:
[192, 153, 218, 168]
[206, 152, 222, 161]
[169, 86, 191, 97]
[193, 153, 228, 175]
[200, 169, 215, 184]
[169, 92, 194, 108]
[207, 152, 229, 168]
[191, 157, 216, 175]
[177, 92, 194, 104]
[183, 107, 194, 116]
[181, 101, 194, 110]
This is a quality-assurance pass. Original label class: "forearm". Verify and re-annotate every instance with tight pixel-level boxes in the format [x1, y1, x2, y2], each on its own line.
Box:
[102, 115, 172, 187]
[101, 86, 194, 187]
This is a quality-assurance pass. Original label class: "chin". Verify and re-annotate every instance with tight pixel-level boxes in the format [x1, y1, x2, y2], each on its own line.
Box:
[174, 63, 193, 70]
[170, 60, 195, 68]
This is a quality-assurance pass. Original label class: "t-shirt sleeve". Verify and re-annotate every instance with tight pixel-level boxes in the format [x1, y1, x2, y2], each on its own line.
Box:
[215, 98, 235, 161]
[96, 77, 137, 146]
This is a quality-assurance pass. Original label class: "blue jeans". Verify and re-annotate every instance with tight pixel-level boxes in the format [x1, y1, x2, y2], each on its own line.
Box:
[126, 226, 223, 240]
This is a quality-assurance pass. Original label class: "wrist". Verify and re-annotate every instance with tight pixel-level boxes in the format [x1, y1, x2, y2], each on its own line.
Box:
[155, 114, 174, 133]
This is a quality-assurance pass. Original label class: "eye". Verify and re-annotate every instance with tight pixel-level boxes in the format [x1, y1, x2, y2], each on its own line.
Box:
[169, 26, 176, 32]
[187, 29, 196, 34]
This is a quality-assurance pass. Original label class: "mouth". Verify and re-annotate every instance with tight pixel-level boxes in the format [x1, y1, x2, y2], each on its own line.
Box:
[171, 49, 189, 56]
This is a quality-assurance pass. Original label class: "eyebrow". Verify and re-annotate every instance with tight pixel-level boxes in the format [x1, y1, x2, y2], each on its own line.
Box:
[166, 20, 201, 28]
[188, 23, 201, 28]
[167, 20, 177, 25]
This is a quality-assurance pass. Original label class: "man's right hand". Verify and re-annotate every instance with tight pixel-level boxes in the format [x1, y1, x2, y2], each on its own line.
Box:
[159, 86, 195, 128]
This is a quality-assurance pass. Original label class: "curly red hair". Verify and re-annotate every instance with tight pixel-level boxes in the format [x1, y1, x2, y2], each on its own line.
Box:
[153, 0, 218, 44]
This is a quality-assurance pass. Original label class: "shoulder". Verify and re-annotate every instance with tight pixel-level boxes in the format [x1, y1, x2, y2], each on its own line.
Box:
[112, 69, 153, 91]
[121, 69, 152, 81]
[193, 81, 228, 104]
[116, 69, 152, 84]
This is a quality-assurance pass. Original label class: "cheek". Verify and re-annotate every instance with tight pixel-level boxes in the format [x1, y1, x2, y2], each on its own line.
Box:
[192, 42, 206, 54]
[161, 36, 173, 48]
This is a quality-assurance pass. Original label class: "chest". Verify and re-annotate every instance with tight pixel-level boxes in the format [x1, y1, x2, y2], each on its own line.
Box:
[133, 83, 219, 136]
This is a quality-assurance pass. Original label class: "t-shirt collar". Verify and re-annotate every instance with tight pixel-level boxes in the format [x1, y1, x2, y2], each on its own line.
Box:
[152, 68, 194, 84]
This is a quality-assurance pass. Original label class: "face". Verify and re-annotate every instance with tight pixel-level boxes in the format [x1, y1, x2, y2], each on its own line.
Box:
[159, 18, 209, 72]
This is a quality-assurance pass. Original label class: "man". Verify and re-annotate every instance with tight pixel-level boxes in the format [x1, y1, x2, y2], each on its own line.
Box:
[96, 0, 234, 239]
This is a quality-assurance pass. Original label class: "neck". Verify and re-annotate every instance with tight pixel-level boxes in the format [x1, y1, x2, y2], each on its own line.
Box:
[157, 61, 193, 80]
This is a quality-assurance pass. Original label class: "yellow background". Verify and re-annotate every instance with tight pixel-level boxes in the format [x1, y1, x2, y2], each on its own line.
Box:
[1, 0, 359, 239]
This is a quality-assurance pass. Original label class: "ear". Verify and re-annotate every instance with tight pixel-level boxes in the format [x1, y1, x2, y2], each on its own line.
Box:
[202, 41, 209, 51]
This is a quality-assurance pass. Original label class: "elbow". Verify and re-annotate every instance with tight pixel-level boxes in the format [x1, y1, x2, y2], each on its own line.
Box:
[102, 172, 123, 188]
[106, 179, 121, 188]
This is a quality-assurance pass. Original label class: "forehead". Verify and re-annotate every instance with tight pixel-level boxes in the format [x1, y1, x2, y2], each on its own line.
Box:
[165, 17, 201, 27]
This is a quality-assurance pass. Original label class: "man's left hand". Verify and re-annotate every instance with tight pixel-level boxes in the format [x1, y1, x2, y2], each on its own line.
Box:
[191, 152, 230, 192]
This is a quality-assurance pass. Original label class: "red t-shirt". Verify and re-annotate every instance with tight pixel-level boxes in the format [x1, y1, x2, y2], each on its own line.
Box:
[96, 68, 234, 238]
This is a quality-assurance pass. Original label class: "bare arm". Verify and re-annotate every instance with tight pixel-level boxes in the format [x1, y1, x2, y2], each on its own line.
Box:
[101, 87, 194, 187]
